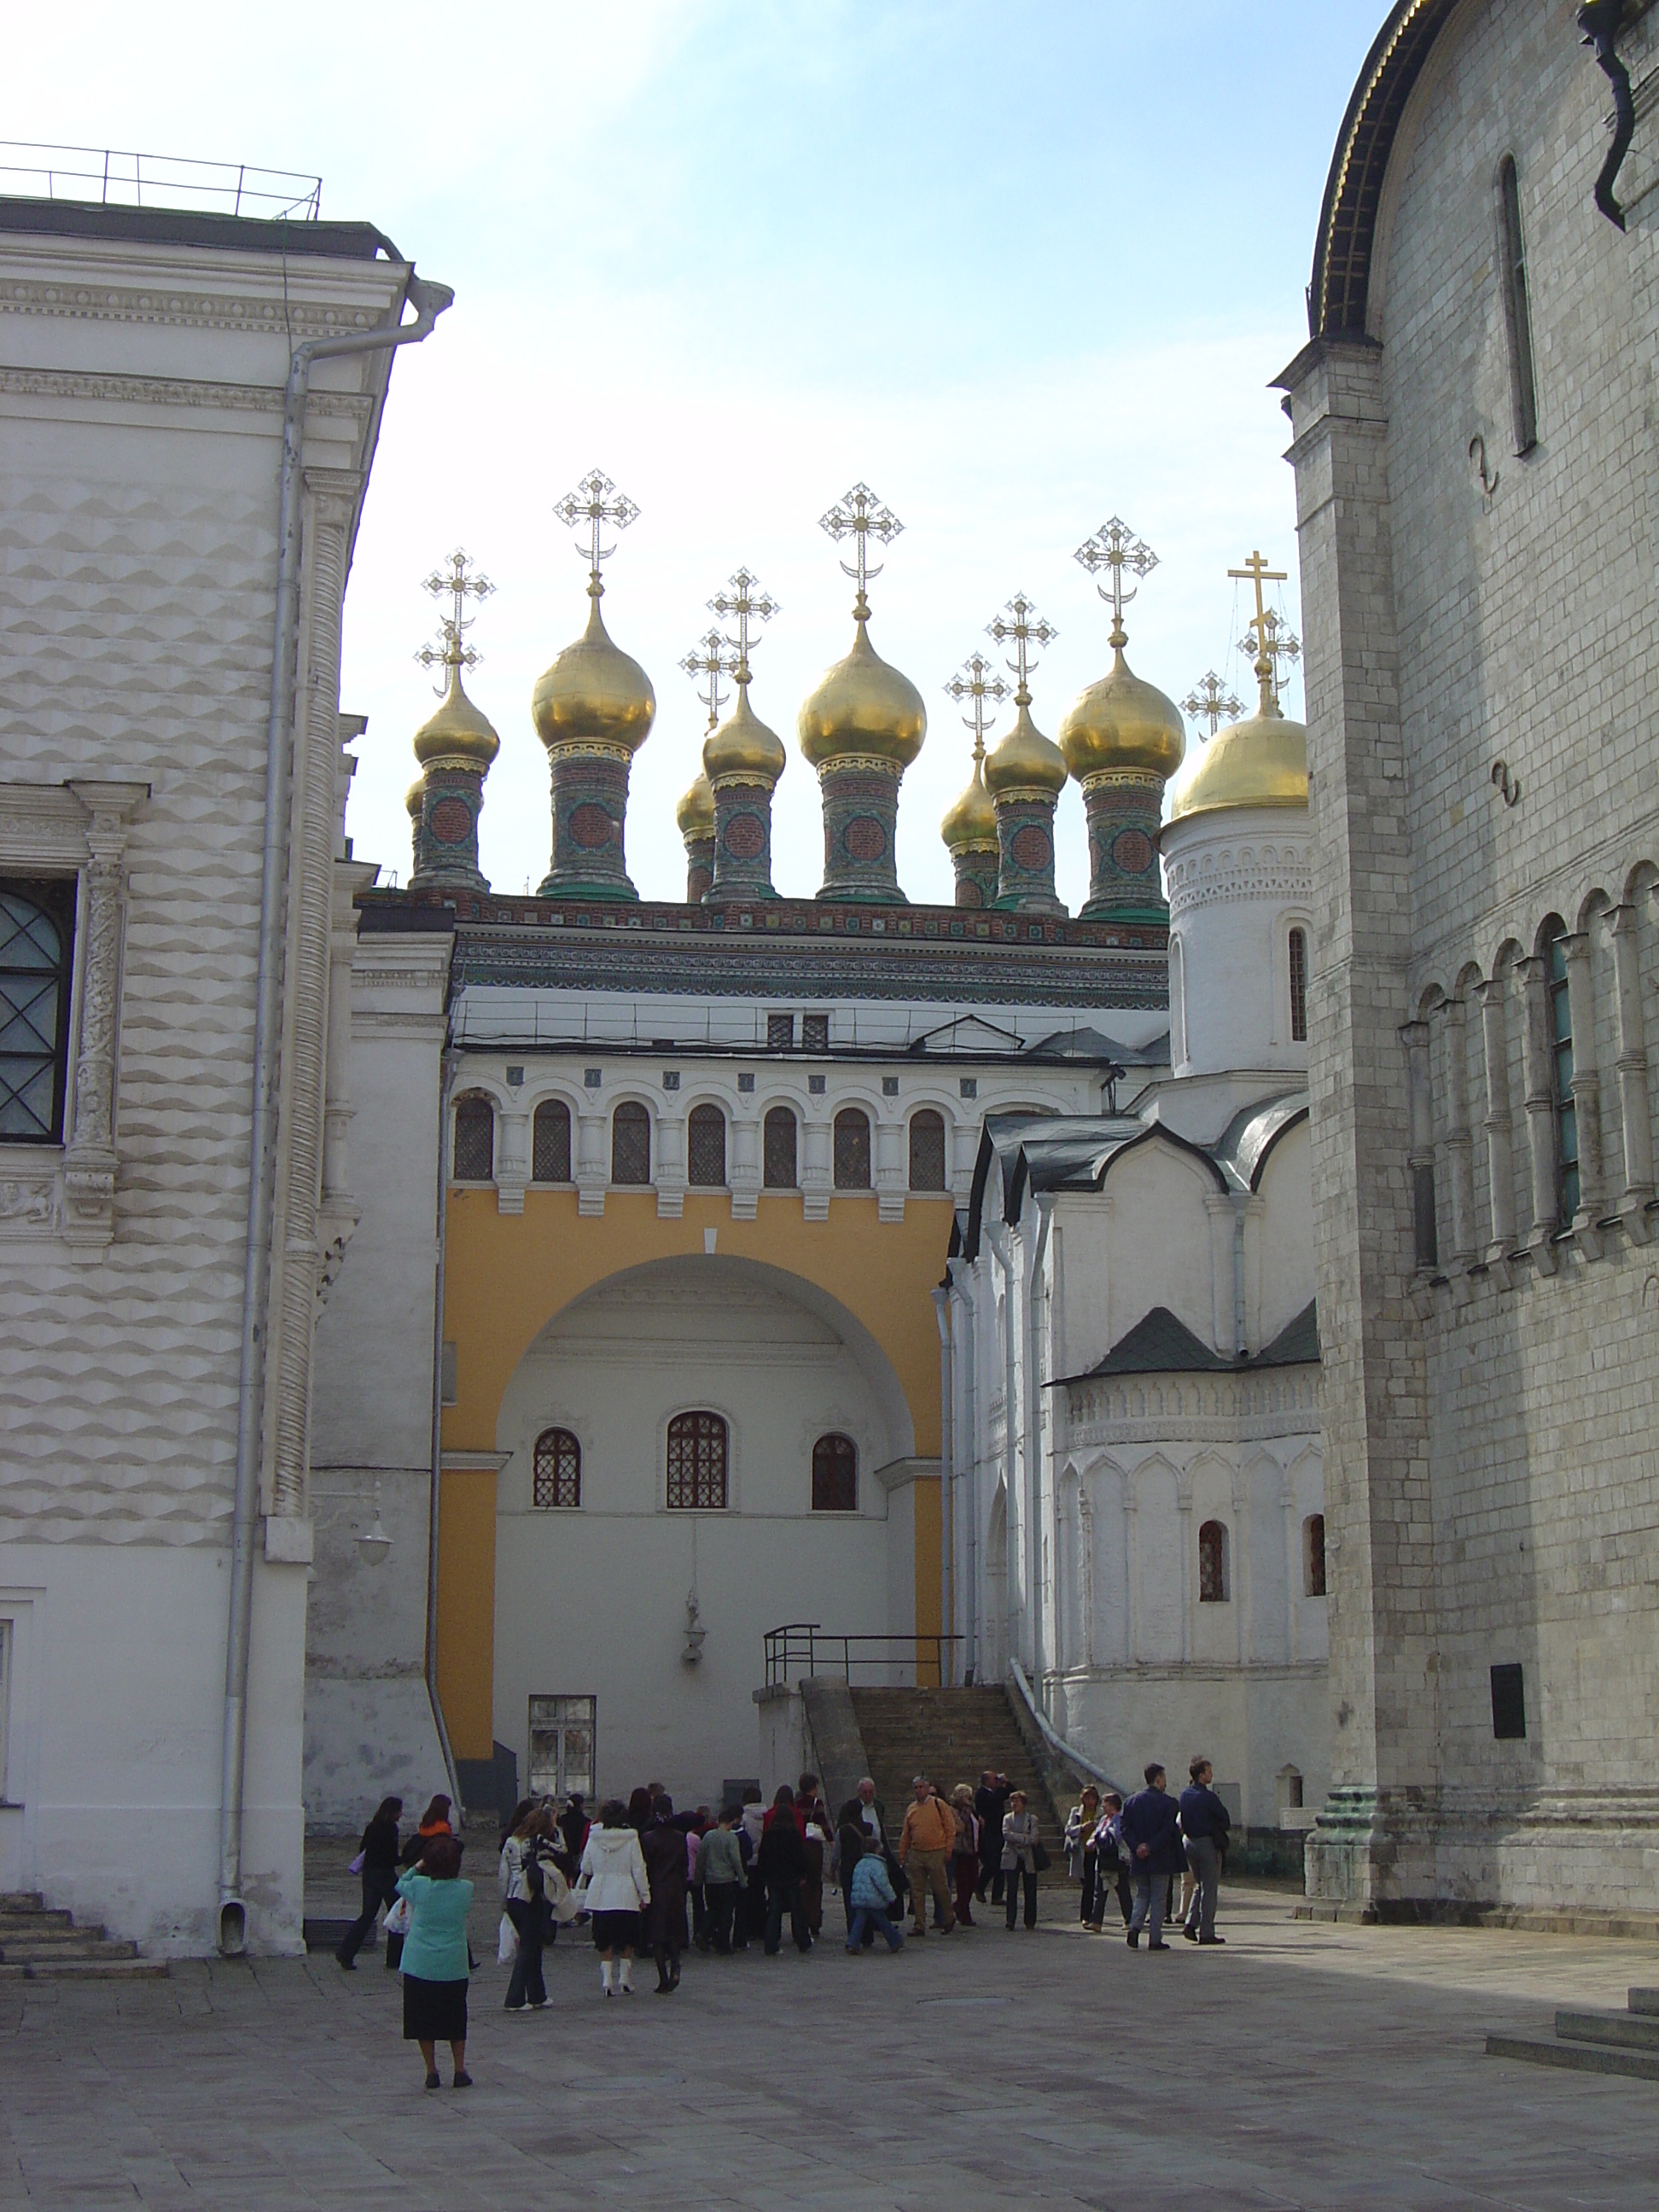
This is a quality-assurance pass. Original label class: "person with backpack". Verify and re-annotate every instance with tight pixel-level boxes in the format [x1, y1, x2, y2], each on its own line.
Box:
[500, 1806, 556, 2011]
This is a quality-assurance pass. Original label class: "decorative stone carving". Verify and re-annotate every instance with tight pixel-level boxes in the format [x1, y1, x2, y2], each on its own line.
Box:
[59, 781, 148, 1255]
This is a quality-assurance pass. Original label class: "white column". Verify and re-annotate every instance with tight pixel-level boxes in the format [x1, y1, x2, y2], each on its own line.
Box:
[801, 1114, 831, 1221]
[1561, 930, 1604, 1243]
[655, 1103, 685, 1220]
[1516, 955, 1560, 1269]
[576, 1109, 607, 1216]
[876, 1115, 905, 1223]
[1476, 975, 1517, 1264]
[60, 781, 148, 1254]
[496, 1109, 530, 1215]
[730, 1110, 760, 1220]
[1610, 902, 1653, 1237]
[1434, 995, 1477, 1269]
[1400, 1019, 1437, 1274]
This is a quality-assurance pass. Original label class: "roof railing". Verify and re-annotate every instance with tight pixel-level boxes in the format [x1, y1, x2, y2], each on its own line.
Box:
[0, 143, 321, 221]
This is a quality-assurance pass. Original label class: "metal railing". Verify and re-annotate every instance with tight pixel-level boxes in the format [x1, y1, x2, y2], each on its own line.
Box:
[764, 1621, 964, 1690]
[0, 143, 322, 221]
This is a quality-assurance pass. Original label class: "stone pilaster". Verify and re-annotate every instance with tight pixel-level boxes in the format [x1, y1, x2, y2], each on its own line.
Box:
[709, 778, 779, 901]
[993, 791, 1065, 914]
[1080, 771, 1166, 922]
[539, 747, 637, 900]
[817, 755, 904, 903]
[951, 842, 999, 909]
[59, 780, 148, 1254]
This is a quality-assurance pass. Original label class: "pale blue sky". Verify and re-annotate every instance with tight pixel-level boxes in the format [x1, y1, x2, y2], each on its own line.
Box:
[15, 3, 1382, 908]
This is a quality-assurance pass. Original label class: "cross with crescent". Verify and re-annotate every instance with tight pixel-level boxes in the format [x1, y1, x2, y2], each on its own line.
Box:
[1228, 549, 1289, 708]
[415, 548, 493, 693]
[986, 591, 1058, 707]
[553, 468, 641, 588]
[1181, 670, 1244, 738]
[944, 650, 1012, 765]
[820, 482, 904, 620]
[707, 567, 780, 685]
[1075, 516, 1158, 649]
[680, 627, 737, 731]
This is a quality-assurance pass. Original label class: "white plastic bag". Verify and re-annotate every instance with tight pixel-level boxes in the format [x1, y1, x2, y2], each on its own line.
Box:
[497, 1912, 518, 1965]
[383, 1895, 411, 1938]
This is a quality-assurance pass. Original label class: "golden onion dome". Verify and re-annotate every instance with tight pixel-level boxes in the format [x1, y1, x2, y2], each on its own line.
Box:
[405, 778, 424, 819]
[798, 615, 926, 771]
[940, 746, 998, 852]
[413, 662, 499, 770]
[675, 764, 714, 841]
[1057, 645, 1185, 784]
[1166, 697, 1307, 827]
[984, 699, 1068, 799]
[531, 582, 655, 757]
[705, 680, 787, 788]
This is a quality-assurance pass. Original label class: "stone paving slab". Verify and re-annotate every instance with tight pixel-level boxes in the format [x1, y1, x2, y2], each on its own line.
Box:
[1, 1883, 1656, 2209]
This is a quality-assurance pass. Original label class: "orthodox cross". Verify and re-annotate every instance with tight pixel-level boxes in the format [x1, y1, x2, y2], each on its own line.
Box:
[707, 566, 779, 684]
[1181, 670, 1244, 739]
[553, 467, 640, 587]
[1228, 549, 1289, 708]
[820, 482, 903, 619]
[1241, 608, 1301, 710]
[944, 650, 1012, 768]
[679, 627, 737, 731]
[415, 547, 493, 694]
[1074, 516, 1158, 648]
[985, 591, 1057, 707]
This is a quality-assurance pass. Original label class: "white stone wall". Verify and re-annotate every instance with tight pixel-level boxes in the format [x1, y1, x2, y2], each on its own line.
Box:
[1163, 805, 1313, 1083]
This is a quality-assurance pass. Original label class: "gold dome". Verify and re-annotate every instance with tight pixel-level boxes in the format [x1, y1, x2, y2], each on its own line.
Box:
[531, 581, 655, 757]
[940, 745, 998, 852]
[405, 778, 424, 819]
[705, 680, 786, 788]
[676, 765, 714, 841]
[1057, 646, 1185, 784]
[413, 662, 499, 770]
[798, 614, 926, 771]
[1166, 698, 1307, 826]
[984, 699, 1067, 799]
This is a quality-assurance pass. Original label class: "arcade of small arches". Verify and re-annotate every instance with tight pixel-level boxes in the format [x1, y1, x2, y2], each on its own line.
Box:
[527, 1417, 863, 1515]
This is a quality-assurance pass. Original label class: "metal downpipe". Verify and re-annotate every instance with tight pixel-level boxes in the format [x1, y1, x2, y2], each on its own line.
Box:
[426, 1045, 462, 1810]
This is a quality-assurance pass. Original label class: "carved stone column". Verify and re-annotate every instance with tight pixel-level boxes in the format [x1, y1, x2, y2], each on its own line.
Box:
[60, 782, 148, 1254]
[495, 1109, 530, 1216]
[1400, 1020, 1437, 1275]
[576, 1109, 607, 1217]
[875, 1116, 905, 1223]
[1610, 901, 1653, 1237]
[1434, 996, 1477, 1268]
[801, 1115, 831, 1221]
[730, 1111, 760, 1220]
[1516, 954, 1559, 1272]
[1476, 974, 1516, 1266]
[1561, 929, 1604, 1250]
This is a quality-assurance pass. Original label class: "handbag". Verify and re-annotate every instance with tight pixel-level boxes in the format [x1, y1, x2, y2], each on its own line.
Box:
[383, 1895, 411, 1937]
[498, 1912, 518, 1965]
[347, 1850, 366, 1876]
[1032, 1841, 1051, 1873]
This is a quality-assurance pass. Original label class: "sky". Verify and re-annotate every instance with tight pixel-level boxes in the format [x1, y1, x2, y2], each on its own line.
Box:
[12, 3, 1382, 911]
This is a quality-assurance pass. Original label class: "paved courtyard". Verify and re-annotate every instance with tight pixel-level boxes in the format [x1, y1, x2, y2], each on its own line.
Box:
[1, 1878, 1655, 2211]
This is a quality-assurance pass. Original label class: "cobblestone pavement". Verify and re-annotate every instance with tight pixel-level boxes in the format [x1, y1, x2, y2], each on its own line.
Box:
[2, 1878, 1656, 2211]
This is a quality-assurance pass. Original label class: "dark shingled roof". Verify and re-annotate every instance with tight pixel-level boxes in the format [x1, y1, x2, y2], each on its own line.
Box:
[1051, 1299, 1320, 1388]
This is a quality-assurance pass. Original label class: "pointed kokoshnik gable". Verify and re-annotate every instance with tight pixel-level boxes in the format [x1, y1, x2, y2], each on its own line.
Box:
[797, 483, 926, 902]
[408, 550, 499, 893]
[533, 469, 655, 900]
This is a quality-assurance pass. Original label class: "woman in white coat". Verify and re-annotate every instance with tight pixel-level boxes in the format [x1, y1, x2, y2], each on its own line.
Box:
[577, 1797, 651, 1996]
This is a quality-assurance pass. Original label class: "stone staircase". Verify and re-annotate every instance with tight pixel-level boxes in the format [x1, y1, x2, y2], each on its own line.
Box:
[849, 1685, 1068, 1854]
[0, 1893, 167, 1982]
[1487, 1986, 1659, 2080]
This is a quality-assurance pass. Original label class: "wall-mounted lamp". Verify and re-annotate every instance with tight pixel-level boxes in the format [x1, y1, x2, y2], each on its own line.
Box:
[357, 1478, 392, 1569]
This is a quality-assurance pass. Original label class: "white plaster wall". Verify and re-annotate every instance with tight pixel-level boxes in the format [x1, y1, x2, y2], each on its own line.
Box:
[1251, 1123, 1316, 1348]
[1054, 1149, 1225, 1364]
[1162, 806, 1313, 1083]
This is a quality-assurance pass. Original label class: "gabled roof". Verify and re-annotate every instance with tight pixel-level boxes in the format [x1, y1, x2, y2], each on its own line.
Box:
[909, 1013, 1026, 1055]
[1251, 1301, 1320, 1368]
[1051, 1298, 1321, 1388]
[1212, 1091, 1309, 1192]
[1022, 1024, 1169, 1065]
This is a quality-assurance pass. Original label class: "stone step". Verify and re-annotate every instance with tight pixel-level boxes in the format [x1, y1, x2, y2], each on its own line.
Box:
[0, 1893, 45, 1912]
[1555, 2007, 1659, 2052]
[1487, 2031, 1659, 2081]
[1629, 1988, 1659, 2016]
[0, 1920, 102, 1943]
[0, 1939, 137, 1964]
[0, 1913, 73, 1936]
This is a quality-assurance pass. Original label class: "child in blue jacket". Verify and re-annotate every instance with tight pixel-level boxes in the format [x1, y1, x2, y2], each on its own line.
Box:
[845, 1839, 905, 1953]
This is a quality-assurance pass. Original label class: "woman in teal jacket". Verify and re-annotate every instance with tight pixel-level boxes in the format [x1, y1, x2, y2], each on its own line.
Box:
[396, 1835, 474, 2088]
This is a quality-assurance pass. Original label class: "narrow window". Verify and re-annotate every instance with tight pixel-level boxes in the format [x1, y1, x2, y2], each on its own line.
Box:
[1169, 936, 1187, 1068]
[763, 1105, 797, 1188]
[766, 1012, 795, 1050]
[1304, 1513, 1327, 1598]
[1544, 919, 1579, 1220]
[527, 1692, 596, 1802]
[1497, 156, 1538, 455]
[801, 1013, 830, 1051]
[908, 1109, 947, 1191]
[532, 1099, 572, 1184]
[687, 1103, 726, 1187]
[532, 1427, 581, 1508]
[811, 1432, 858, 1511]
[1198, 1519, 1230, 1604]
[667, 1410, 728, 1510]
[452, 1092, 495, 1181]
[1289, 927, 1308, 1044]
[0, 880, 76, 1144]
[834, 1107, 871, 1189]
[1490, 1662, 1527, 1741]
[611, 1100, 651, 1185]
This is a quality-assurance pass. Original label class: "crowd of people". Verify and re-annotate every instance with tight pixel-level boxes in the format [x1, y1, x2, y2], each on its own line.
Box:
[340, 1753, 1235, 2088]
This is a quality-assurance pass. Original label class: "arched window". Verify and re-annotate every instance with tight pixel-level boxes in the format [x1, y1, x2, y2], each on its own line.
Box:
[667, 1410, 728, 1509]
[452, 1091, 495, 1181]
[0, 880, 75, 1143]
[612, 1100, 651, 1185]
[532, 1099, 572, 1185]
[1289, 927, 1308, 1044]
[834, 1106, 871, 1189]
[1304, 1512, 1326, 1598]
[763, 1105, 797, 1189]
[1198, 1519, 1230, 1604]
[1497, 154, 1538, 454]
[812, 1432, 858, 1511]
[908, 1109, 947, 1191]
[687, 1103, 726, 1187]
[1169, 935, 1187, 1068]
[533, 1427, 581, 1509]
[1543, 917, 1579, 1220]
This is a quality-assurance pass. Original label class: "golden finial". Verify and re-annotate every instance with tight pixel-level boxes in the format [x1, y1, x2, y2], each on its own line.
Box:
[1181, 670, 1245, 740]
[708, 566, 780, 686]
[1074, 516, 1158, 649]
[415, 548, 494, 691]
[553, 467, 641, 600]
[680, 627, 736, 731]
[1227, 549, 1289, 713]
[944, 649, 1011, 770]
[819, 482, 904, 621]
[1241, 608, 1301, 713]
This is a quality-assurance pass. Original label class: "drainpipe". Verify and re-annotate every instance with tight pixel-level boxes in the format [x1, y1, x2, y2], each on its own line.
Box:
[1027, 1198, 1052, 1705]
[984, 1222, 1019, 1680]
[1231, 1192, 1249, 1357]
[949, 1264, 980, 1683]
[427, 1045, 463, 1810]
[218, 273, 454, 1957]
[931, 1285, 952, 1686]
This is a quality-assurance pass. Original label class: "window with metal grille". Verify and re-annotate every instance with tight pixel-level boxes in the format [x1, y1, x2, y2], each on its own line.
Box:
[687, 1103, 726, 1187]
[1497, 155, 1538, 454]
[908, 1109, 947, 1190]
[834, 1107, 870, 1189]
[812, 1431, 857, 1511]
[667, 1410, 728, 1509]
[1289, 927, 1308, 1043]
[1198, 1519, 1230, 1604]
[801, 1013, 829, 1051]
[763, 1105, 797, 1188]
[0, 880, 75, 1144]
[1304, 1513, 1326, 1598]
[1544, 919, 1579, 1220]
[452, 1091, 495, 1181]
[533, 1098, 572, 1183]
[612, 1100, 651, 1185]
[533, 1427, 581, 1508]
[767, 1012, 795, 1049]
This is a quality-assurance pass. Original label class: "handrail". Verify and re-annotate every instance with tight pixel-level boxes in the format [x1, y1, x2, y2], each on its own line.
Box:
[764, 1621, 963, 1689]
[1008, 1656, 1126, 1796]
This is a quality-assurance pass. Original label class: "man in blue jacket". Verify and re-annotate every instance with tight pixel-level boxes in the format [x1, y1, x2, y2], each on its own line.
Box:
[1178, 1756, 1231, 1945]
[1118, 1761, 1183, 1951]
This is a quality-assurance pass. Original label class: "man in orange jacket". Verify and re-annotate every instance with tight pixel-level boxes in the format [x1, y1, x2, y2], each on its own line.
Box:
[896, 1776, 958, 1937]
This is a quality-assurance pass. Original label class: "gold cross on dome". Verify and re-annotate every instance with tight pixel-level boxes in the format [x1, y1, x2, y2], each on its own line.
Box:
[415, 548, 493, 695]
[985, 592, 1057, 707]
[1181, 670, 1245, 739]
[1074, 516, 1158, 649]
[707, 567, 780, 684]
[820, 482, 904, 620]
[1241, 608, 1301, 710]
[944, 650, 1012, 760]
[553, 468, 641, 586]
[1227, 548, 1289, 708]
[680, 627, 737, 731]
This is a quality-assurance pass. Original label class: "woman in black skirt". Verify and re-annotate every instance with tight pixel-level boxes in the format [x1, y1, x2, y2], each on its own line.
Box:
[395, 1834, 474, 2089]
